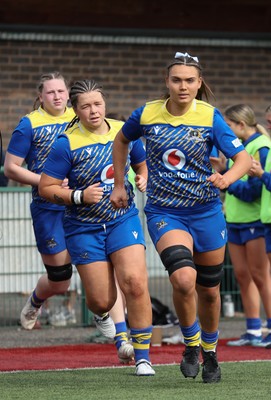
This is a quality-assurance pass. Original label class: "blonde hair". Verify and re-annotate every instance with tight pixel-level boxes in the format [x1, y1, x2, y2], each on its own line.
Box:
[224, 104, 270, 138]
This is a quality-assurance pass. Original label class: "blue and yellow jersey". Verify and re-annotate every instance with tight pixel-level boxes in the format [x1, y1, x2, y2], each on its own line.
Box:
[122, 98, 244, 211]
[7, 106, 75, 208]
[43, 118, 146, 224]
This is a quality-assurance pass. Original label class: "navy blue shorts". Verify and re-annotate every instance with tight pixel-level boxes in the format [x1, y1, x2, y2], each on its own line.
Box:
[64, 209, 145, 265]
[146, 203, 227, 252]
[264, 224, 271, 253]
[227, 225, 264, 245]
[30, 203, 66, 255]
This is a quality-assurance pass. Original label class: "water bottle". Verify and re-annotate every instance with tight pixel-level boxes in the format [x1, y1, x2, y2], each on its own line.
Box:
[223, 294, 235, 317]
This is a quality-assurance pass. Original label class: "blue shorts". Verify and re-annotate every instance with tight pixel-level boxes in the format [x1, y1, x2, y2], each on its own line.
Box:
[30, 203, 67, 255]
[146, 203, 227, 253]
[264, 224, 271, 253]
[64, 209, 145, 265]
[227, 224, 265, 245]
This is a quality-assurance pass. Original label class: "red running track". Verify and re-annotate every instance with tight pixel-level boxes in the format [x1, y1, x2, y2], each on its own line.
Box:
[0, 339, 270, 372]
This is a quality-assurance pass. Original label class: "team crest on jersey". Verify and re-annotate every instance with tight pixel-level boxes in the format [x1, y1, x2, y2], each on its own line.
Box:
[162, 148, 186, 171]
[186, 127, 204, 141]
[156, 219, 168, 230]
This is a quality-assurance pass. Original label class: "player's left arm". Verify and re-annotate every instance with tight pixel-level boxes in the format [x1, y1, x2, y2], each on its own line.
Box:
[207, 150, 252, 190]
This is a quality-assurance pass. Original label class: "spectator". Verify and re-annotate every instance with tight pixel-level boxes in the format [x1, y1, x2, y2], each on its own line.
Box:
[222, 104, 271, 347]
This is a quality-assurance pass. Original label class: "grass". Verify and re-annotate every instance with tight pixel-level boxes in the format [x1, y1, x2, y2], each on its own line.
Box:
[1, 361, 271, 400]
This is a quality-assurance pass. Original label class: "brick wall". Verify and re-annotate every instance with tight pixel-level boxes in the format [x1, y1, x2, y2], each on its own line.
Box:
[1, 38, 271, 148]
[1, 0, 271, 32]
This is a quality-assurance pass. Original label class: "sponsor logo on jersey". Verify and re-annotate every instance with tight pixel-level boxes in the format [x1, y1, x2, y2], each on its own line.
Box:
[85, 147, 93, 156]
[101, 164, 114, 183]
[232, 138, 242, 148]
[162, 148, 186, 171]
[101, 164, 115, 192]
[160, 148, 196, 179]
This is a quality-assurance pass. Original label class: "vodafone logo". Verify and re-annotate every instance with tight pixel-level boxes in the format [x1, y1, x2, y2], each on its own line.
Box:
[101, 164, 114, 184]
[162, 149, 186, 171]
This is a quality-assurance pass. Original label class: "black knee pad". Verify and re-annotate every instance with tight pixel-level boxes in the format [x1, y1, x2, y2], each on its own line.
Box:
[44, 263, 73, 282]
[160, 245, 195, 276]
[196, 263, 224, 287]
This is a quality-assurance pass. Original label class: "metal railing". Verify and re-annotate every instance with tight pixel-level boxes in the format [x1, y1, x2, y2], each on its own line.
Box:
[0, 187, 241, 327]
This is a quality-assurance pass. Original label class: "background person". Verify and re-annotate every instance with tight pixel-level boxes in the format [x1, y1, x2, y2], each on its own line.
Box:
[4, 72, 76, 331]
[221, 104, 271, 347]
[248, 147, 271, 347]
[110, 52, 252, 383]
[39, 79, 154, 375]
[265, 105, 271, 133]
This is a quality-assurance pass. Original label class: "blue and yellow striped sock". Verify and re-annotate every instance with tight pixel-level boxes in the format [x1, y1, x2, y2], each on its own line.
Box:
[181, 320, 201, 347]
[114, 321, 128, 350]
[31, 289, 45, 308]
[201, 330, 219, 352]
[130, 325, 152, 363]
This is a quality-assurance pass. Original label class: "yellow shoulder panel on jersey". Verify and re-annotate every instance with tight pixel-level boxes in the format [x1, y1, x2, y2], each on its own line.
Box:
[27, 107, 75, 129]
[185, 100, 215, 127]
[141, 99, 167, 124]
[141, 99, 215, 128]
[66, 119, 124, 151]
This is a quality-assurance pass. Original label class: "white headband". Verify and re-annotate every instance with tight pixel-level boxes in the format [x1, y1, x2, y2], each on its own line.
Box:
[175, 52, 199, 63]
